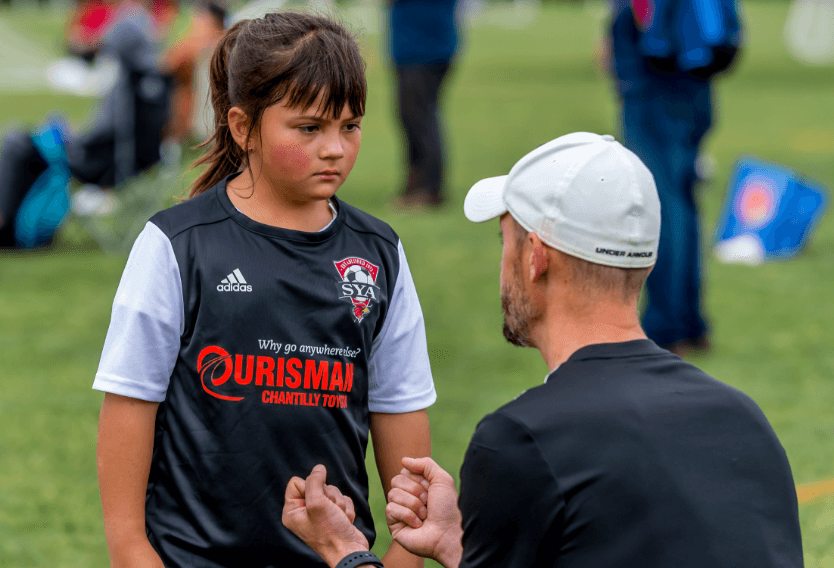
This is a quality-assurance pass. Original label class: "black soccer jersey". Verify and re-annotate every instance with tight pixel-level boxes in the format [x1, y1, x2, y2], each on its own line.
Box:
[457, 340, 802, 568]
[94, 175, 436, 567]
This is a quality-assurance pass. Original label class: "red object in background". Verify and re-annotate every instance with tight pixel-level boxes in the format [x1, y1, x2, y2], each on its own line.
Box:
[69, 0, 179, 52]
[737, 181, 776, 228]
[150, 0, 180, 34]
[631, 0, 654, 30]
[73, 0, 116, 46]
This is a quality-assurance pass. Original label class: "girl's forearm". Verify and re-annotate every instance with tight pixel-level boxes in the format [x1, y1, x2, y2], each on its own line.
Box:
[97, 393, 161, 565]
[382, 540, 425, 568]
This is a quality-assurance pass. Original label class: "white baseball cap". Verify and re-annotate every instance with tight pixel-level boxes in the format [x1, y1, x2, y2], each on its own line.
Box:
[464, 132, 661, 268]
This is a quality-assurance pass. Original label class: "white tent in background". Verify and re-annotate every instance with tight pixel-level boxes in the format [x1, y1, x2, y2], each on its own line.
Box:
[783, 0, 834, 65]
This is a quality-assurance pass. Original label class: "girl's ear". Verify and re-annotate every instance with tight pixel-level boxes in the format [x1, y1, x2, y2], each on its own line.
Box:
[228, 106, 250, 151]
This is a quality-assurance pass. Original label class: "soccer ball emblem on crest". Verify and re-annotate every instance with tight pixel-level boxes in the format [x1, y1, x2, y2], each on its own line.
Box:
[334, 257, 381, 323]
[344, 265, 373, 286]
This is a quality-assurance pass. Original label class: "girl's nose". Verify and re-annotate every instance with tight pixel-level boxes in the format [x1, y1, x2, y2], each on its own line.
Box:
[320, 132, 345, 159]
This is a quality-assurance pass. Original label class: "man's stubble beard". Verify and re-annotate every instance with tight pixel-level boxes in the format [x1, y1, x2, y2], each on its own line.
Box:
[500, 270, 542, 348]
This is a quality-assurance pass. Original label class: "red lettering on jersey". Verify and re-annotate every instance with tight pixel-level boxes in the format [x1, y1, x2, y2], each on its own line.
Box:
[235, 355, 254, 385]
[198, 346, 357, 403]
[334, 257, 379, 281]
[304, 360, 329, 389]
[197, 346, 233, 386]
[256, 356, 275, 386]
[329, 362, 344, 391]
[275, 358, 285, 388]
[196, 346, 242, 401]
[286, 358, 302, 388]
[344, 363, 353, 392]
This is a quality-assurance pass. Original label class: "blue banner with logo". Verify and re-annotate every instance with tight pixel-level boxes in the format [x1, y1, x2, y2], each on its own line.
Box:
[714, 157, 828, 263]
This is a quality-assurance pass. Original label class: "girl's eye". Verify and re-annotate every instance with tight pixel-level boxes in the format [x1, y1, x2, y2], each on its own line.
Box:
[344, 123, 361, 132]
[299, 125, 318, 134]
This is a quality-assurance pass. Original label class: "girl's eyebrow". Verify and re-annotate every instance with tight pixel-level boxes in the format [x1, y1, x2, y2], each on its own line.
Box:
[291, 114, 362, 122]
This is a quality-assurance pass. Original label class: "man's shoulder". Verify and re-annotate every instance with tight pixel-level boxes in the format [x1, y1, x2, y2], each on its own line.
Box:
[477, 384, 575, 451]
[555, 341, 745, 401]
[469, 397, 556, 456]
[494, 346, 770, 436]
[149, 187, 230, 241]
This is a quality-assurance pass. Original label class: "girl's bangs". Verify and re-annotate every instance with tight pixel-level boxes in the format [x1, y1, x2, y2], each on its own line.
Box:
[279, 33, 366, 119]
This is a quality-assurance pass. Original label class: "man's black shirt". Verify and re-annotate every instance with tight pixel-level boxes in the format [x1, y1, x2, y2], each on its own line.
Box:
[458, 340, 802, 567]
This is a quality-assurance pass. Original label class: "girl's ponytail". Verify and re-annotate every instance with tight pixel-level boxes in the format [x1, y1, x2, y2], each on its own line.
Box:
[188, 21, 247, 198]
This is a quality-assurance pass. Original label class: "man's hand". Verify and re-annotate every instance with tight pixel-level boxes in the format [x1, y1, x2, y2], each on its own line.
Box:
[282, 465, 369, 568]
[385, 457, 464, 568]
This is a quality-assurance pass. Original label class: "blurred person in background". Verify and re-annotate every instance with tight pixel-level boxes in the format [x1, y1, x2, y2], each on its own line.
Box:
[64, 0, 178, 62]
[160, 0, 226, 145]
[64, 0, 172, 188]
[387, 0, 459, 210]
[281, 133, 803, 568]
[0, 0, 171, 246]
[604, 0, 742, 355]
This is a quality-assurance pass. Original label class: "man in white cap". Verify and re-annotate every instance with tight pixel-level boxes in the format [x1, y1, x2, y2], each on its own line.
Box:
[281, 133, 803, 568]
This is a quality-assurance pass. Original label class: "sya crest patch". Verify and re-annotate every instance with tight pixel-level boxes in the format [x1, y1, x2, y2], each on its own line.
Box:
[334, 257, 380, 323]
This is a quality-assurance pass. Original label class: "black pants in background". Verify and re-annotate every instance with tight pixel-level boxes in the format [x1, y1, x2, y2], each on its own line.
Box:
[395, 62, 452, 202]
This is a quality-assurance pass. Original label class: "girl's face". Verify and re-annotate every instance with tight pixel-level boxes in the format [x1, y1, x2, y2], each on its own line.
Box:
[244, 95, 363, 203]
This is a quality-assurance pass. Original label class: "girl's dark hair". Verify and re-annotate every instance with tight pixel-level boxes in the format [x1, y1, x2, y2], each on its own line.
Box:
[189, 12, 367, 197]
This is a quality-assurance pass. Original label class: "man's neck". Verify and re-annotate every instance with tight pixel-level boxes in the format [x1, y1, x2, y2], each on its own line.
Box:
[533, 301, 647, 371]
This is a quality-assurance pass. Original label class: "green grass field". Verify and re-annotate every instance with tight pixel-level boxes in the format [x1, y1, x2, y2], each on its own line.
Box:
[1, 1, 833, 566]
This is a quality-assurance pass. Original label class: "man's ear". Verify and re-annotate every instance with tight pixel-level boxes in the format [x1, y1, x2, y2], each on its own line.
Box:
[528, 233, 549, 282]
[227, 106, 250, 151]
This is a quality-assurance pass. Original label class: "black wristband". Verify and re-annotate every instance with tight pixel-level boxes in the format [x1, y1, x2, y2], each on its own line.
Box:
[335, 551, 384, 568]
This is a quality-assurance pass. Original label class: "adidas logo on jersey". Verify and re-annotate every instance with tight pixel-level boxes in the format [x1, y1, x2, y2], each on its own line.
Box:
[217, 268, 252, 292]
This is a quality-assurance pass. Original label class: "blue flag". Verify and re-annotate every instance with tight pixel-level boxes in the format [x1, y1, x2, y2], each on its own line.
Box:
[714, 156, 828, 264]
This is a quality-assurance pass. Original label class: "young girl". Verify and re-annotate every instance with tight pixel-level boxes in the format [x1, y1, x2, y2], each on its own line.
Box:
[94, 13, 435, 567]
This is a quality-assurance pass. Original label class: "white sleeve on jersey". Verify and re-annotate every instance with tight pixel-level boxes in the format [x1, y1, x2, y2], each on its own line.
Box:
[367, 240, 437, 413]
[93, 222, 183, 402]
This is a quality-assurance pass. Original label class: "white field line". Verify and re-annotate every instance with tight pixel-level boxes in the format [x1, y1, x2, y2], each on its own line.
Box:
[0, 17, 57, 93]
